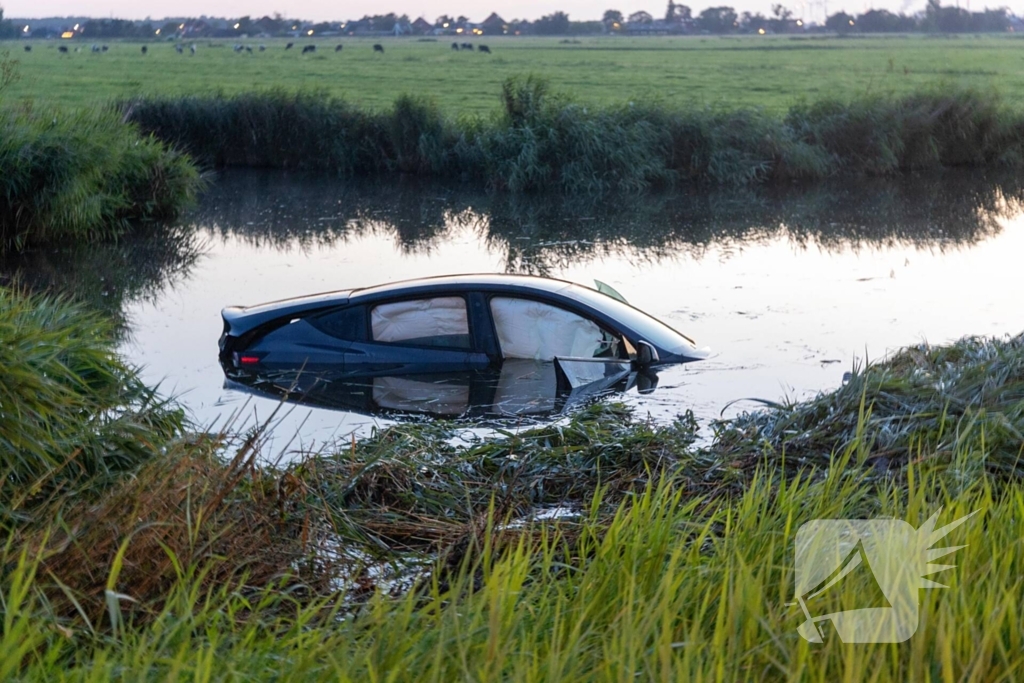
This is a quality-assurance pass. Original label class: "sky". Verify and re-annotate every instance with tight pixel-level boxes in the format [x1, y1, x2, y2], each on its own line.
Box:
[0, 0, 981, 26]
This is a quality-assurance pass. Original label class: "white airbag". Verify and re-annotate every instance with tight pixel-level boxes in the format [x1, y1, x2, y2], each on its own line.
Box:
[490, 297, 604, 360]
[371, 297, 468, 343]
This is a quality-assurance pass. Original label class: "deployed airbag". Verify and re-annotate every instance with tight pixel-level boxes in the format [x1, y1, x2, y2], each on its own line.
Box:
[371, 297, 469, 346]
[490, 297, 604, 360]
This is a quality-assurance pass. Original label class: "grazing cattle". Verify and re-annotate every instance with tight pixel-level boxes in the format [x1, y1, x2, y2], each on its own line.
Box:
[259, 44, 266, 51]
[478, 45, 491, 53]
[23, 45, 31, 52]
[373, 43, 384, 53]
[461, 43, 473, 51]
[245, 46, 253, 54]
[141, 46, 147, 55]
[189, 44, 197, 55]
[175, 43, 184, 54]
[91, 44, 101, 53]
[451, 42, 459, 51]
[233, 44, 243, 53]
[285, 42, 294, 50]
[302, 45, 316, 54]
[101, 45, 109, 52]
[58, 46, 68, 54]
[335, 44, 343, 52]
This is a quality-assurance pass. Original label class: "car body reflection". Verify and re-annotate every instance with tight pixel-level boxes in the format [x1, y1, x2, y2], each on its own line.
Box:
[223, 357, 658, 420]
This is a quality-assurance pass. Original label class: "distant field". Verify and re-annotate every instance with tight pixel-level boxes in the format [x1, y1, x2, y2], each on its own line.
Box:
[4, 34, 1024, 113]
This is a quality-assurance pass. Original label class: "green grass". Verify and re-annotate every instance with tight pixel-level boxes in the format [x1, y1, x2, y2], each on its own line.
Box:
[2, 290, 1023, 678]
[0, 104, 203, 253]
[6, 34, 1024, 115]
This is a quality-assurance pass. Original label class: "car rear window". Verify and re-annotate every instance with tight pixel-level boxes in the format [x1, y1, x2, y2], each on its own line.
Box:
[308, 306, 367, 341]
[370, 297, 471, 349]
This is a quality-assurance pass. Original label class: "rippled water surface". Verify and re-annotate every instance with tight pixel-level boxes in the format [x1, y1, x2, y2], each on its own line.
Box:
[6, 171, 1022, 447]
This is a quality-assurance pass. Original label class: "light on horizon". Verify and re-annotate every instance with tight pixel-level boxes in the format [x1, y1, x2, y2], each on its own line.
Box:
[307, 29, 314, 35]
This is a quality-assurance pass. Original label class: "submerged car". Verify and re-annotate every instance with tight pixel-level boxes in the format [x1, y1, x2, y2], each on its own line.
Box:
[219, 274, 705, 417]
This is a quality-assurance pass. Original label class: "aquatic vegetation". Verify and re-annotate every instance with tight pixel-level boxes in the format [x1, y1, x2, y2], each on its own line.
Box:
[125, 81, 1024, 192]
[0, 106, 203, 253]
[0, 288, 184, 524]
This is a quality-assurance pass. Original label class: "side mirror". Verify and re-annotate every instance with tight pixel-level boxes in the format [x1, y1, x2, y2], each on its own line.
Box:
[636, 340, 660, 368]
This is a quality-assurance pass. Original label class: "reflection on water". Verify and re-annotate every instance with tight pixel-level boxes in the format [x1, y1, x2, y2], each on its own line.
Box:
[226, 358, 645, 423]
[189, 171, 1016, 275]
[3, 170, 1022, 445]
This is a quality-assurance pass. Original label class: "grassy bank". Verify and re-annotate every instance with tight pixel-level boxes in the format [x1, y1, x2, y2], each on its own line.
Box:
[125, 82, 1024, 191]
[0, 106, 203, 253]
[1, 286, 1022, 678]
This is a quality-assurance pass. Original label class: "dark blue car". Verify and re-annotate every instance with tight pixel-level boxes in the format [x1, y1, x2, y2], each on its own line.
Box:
[219, 274, 706, 417]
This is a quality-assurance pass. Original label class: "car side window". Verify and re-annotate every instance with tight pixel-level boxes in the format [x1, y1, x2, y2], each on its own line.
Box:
[370, 297, 471, 349]
[489, 297, 620, 361]
[308, 306, 367, 341]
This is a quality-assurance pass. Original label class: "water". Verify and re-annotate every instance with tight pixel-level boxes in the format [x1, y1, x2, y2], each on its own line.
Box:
[5, 170, 1022, 449]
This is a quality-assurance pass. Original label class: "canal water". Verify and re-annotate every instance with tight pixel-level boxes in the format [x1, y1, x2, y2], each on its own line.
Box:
[6, 170, 1022, 449]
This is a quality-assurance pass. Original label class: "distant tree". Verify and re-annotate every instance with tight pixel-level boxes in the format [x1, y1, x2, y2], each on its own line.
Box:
[628, 11, 653, 24]
[435, 14, 453, 27]
[825, 11, 857, 32]
[666, 1, 692, 22]
[856, 9, 914, 33]
[740, 11, 768, 32]
[532, 11, 571, 34]
[695, 6, 738, 33]
[767, 4, 791, 32]
[570, 20, 605, 34]
[603, 9, 624, 24]
[0, 7, 17, 39]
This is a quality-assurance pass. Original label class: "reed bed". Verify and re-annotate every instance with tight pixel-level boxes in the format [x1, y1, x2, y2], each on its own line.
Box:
[2, 286, 1022, 678]
[0, 104, 202, 254]
[125, 80, 1024, 192]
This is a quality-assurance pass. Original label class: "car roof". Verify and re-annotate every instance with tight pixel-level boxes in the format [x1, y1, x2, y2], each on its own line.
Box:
[348, 273, 577, 302]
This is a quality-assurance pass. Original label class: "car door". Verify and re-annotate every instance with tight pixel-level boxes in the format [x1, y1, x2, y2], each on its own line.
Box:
[345, 294, 491, 374]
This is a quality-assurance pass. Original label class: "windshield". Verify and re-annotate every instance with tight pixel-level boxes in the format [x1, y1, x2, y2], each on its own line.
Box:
[560, 284, 698, 355]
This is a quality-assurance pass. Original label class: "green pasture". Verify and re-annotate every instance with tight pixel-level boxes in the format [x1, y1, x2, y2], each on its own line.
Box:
[5, 33, 1024, 114]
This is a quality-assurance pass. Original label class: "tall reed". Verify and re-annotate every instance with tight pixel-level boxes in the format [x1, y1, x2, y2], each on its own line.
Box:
[124, 80, 1024, 192]
[0, 106, 202, 253]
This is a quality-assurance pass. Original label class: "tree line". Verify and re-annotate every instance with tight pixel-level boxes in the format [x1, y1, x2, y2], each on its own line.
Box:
[0, 1, 1017, 39]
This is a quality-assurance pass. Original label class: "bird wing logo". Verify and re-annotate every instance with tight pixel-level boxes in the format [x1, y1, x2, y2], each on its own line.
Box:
[792, 508, 978, 643]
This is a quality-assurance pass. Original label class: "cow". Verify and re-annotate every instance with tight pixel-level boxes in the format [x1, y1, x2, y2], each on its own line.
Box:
[259, 45, 266, 51]
[189, 44, 196, 55]
[245, 46, 253, 54]
[101, 45, 109, 52]
[479, 45, 491, 53]
[58, 45, 68, 54]
[233, 44, 244, 53]
[285, 42, 294, 50]
[335, 44, 343, 52]
[23, 45, 31, 52]
[302, 45, 316, 54]
[175, 43, 184, 54]
[451, 42, 459, 50]
[141, 46, 147, 55]
[461, 43, 473, 50]
[373, 43, 384, 53]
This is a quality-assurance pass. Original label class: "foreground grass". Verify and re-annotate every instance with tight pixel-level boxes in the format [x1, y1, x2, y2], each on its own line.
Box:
[1, 285, 1022, 678]
[7, 34, 1024, 114]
